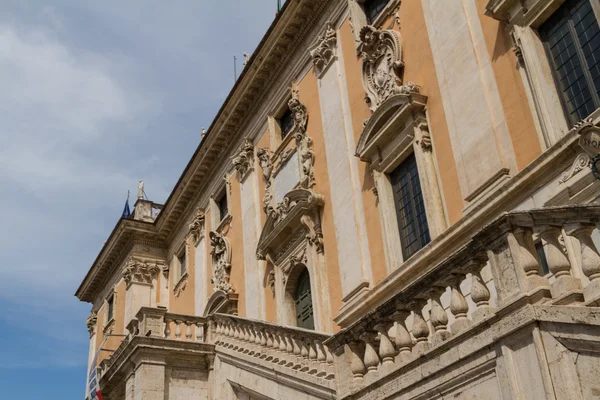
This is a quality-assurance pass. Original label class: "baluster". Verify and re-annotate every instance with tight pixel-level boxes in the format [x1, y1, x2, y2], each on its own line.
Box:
[185, 321, 192, 341]
[224, 323, 232, 347]
[308, 340, 318, 374]
[300, 338, 310, 372]
[164, 318, 172, 339]
[411, 300, 430, 355]
[278, 332, 288, 365]
[265, 330, 274, 361]
[259, 329, 268, 359]
[271, 330, 281, 363]
[569, 224, 600, 304]
[391, 308, 413, 363]
[291, 335, 302, 369]
[449, 273, 470, 334]
[324, 345, 335, 380]
[347, 340, 366, 381]
[195, 322, 204, 342]
[429, 287, 451, 343]
[513, 228, 550, 293]
[316, 341, 327, 377]
[539, 225, 581, 301]
[361, 331, 380, 373]
[285, 334, 295, 367]
[470, 258, 493, 322]
[242, 326, 251, 354]
[373, 320, 396, 367]
[253, 326, 262, 357]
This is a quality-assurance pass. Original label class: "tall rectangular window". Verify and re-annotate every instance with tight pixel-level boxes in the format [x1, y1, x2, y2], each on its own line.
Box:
[179, 251, 187, 277]
[217, 192, 228, 221]
[390, 153, 430, 260]
[279, 108, 294, 139]
[106, 294, 114, 323]
[364, 0, 389, 24]
[540, 0, 600, 126]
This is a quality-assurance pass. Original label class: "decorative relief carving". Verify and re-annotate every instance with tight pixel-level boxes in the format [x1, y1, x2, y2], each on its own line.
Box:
[415, 115, 432, 152]
[189, 208, 206, 243]
[559, 153, 591, 184]
[310, 21, 337, 77]
[122, 259, 162, 286]
[301, 212, 324, 254]
[86, 311, 97, 336]
[210, 231, 234, 294]
[231, 137, 255, 180]
[359, 25, 404, 113]
[174, 273, 188, 297]
[282, 248, 307, 286]
[268, 270, 276, 297]
[288, 81, 309, 139]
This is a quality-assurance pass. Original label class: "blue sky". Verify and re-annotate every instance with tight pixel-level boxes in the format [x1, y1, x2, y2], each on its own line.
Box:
[0, 1, 278, 398]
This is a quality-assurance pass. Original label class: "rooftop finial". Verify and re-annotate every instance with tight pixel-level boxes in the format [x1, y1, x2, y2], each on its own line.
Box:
[243, 53, 250, 67]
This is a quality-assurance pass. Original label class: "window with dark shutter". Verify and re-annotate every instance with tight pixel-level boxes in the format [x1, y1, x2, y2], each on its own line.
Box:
[363, 0, 389, 25]
[390, 153, 430, 260]
[279, 108, 295, 140]
[107, 295, 114, 322]
[540, 0, 600, 126]
[217, 192, 228, 221]
[294, 269, 314, 330]
[179, 252, 187, 277]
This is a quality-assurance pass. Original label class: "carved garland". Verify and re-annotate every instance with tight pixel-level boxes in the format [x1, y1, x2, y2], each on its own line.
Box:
[359, 25, 404, 113]
[189, 208, 206, 243]
[309, 21, 337, 76]
[231, 137, 255, 180]
[122, 258, 162, 286]
[210, 231, 234, 294]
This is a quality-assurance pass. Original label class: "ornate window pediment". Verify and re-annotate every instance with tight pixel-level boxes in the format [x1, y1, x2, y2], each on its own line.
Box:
[356, 86, 429, 171]
[210, 231, 234, 294]
[256, 188, 324, 264]
[359, 25, 404, 113]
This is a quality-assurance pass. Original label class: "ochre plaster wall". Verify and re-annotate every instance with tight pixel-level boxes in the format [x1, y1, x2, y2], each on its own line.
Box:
[228, 176, 247, 317]
[475, 0, 542, 170]
[169, 236, 195, 316]
[298, 71, 343, 326]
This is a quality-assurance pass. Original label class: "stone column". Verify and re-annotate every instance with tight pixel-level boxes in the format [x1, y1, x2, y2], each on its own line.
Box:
[123, 259, 160, 328]
[133, 357, 166, 400]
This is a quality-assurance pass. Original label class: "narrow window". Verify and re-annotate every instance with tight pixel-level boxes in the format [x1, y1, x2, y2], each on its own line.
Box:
[294, 269, 315, 330]
[179, 251, 187, 277]
[217, 192, 228, 221]
[540, 0, 600, 126]
[364, 0, 389, 25]
[106, 294, 114, 323]
[390, 153, 431, 260]
[279, 108, 295, 140]
[535, 242, 550, 276]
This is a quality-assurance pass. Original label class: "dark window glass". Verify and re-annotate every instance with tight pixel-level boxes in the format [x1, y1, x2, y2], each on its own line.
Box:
[294, 269, 315, 330]
[535, 243, 550, 275]
[390, 153, 430, 260]
[279, 108, 294, 139]
[107, 295, 114, 322]
[364, 0, 389, 24]
[540, 0, 600, 126]
[179, 252, 187, 276]
[218, 193, 228, 221]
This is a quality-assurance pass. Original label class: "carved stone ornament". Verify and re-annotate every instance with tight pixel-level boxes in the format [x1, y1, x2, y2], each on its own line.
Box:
[359, 25, 405, 113]
[268, 270, 276, 297]
[174, 273, 188, 298]
[86, 311, 98, 336]
[574, 117, 600, 157]
[559, 153, 591, 184]
[210, 231, 234, 293]
[122, 258, 162, 286]
[282, 248, 308, 286]
[189, 208, 206, 243]
[258, 82, 316, 216]
[231, 137, 255, 180]
[256, 188, 325, 263]
[309, 21, 337, 77]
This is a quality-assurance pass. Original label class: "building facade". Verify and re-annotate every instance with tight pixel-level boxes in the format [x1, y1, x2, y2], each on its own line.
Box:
[76, 0, 600, 399]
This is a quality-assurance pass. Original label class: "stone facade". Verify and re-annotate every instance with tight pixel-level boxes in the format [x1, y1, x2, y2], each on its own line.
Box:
[76, 0, 600, 399]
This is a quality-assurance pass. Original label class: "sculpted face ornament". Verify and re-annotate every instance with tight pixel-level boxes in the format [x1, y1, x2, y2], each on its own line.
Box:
[359, 25, 405, 113]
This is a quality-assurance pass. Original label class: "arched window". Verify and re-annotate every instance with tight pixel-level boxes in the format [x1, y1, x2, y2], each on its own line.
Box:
[294, 269, 314, 330]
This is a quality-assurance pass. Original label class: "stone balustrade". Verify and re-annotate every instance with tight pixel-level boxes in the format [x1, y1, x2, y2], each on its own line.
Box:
[212, 313, 335, 380]
[127, 307, 207, 343]
[324, 205, 600, 396]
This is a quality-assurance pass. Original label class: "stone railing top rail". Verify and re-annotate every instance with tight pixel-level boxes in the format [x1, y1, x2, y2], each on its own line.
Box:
[325, 204, 600, 351]
[213, 313, 332, 342]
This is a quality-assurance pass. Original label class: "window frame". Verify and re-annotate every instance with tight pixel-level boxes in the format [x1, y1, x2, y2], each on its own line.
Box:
[363, 0, 390, 25]
[539, 0, 600, 127]
[485, 0, 600, 148]
[210, 176, 232, 233]
[294, 268, 315, 330]
[347, 0, 400, 50]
